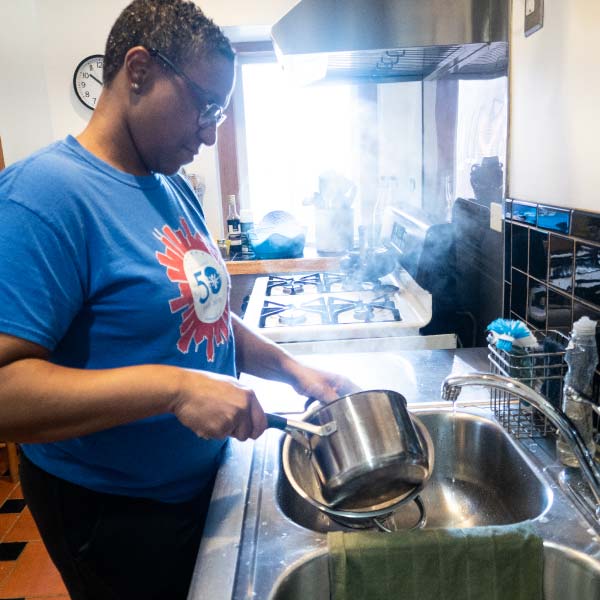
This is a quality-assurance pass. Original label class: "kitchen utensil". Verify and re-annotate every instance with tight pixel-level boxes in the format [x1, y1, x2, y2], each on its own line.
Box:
[266, 413, 337, 438]
[314, 207, 354, 255]
[338, 224, 397, 282]
[318, 171, 356, 209]
[339, 246, 397, 282]
[305, 390, 432, 506]
[282, 407, 434, 526]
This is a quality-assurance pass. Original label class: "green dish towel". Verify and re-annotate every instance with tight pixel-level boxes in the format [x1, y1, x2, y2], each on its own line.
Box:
[328, 526, 544, 600]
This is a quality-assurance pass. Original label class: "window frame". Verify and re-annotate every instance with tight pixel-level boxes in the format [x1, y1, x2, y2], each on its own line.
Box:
[216, 41, 275, 233]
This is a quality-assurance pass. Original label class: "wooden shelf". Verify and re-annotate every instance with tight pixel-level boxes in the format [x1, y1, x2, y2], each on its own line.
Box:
[226, 256, 341, 275]
[225, 246, 342, 275]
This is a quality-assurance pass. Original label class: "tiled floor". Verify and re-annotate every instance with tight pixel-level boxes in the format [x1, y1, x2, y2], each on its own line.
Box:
[0, 446, 70, 600]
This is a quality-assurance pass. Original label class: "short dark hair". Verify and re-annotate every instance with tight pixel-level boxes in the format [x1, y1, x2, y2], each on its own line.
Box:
[103, 0, 235, 87]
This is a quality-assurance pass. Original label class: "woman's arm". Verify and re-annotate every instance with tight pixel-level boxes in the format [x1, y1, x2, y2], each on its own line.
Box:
[232, 314, 359, 402]
[0, 333, 266, 443]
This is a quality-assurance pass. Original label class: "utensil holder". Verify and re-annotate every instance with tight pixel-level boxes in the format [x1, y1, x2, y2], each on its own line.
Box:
[488, 330, 568, 438]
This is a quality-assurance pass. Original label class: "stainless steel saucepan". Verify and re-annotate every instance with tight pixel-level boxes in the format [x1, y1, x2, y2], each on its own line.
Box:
[280, 389, 433, 510]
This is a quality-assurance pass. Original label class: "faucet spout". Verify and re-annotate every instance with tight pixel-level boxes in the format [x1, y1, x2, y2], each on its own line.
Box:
[442, 372, 600, 513]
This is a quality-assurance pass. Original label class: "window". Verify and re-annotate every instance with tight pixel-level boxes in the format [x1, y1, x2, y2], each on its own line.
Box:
[216, 43, 423, 244]
[239, 61, 358, 239]
[218, 43, 367, 244]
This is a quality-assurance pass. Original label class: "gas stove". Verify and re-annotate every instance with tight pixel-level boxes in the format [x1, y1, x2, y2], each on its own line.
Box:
[259, 292, 402, 329]
[244, 270, 446, 344]
[242, 207, 458, 353]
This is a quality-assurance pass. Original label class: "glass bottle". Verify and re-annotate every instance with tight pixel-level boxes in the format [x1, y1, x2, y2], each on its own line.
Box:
[239, 209, 255, 260]
[226, 195, 242, 259]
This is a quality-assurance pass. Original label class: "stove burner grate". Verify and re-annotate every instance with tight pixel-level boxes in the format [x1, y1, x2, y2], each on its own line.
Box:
[259, 298, 330, 328]
[321, 273, 400, 295]
[266, 273, 323, 296]
[278, 308, 307, 326]
[328, 295, 401, 324]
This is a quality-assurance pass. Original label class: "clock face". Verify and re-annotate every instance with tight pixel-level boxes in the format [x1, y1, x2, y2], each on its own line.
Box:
[73, 55, 104, 110]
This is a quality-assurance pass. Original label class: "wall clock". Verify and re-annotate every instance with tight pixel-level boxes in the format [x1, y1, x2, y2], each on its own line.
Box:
[73, 54, 104, 110]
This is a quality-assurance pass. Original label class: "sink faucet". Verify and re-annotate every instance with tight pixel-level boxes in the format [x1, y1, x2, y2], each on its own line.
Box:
[442, 372, 600, 517]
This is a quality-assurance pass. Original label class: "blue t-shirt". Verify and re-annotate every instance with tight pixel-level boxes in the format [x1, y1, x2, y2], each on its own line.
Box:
[0, 136, 235, 503]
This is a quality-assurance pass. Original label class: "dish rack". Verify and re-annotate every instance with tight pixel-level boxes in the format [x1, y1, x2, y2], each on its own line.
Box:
[487, 330, 569, 438]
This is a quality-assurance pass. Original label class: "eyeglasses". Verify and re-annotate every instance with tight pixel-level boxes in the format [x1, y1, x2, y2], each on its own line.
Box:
[147, 47, 227, 129]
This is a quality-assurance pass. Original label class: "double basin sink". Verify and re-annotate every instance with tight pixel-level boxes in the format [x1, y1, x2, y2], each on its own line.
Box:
[191, 407, 600, 599]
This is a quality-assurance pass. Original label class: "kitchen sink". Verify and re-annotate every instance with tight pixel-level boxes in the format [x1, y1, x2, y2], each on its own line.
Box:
[269, 542, 600, 600]
[190, 363, 600, 600]
[276, 411, 552, 532]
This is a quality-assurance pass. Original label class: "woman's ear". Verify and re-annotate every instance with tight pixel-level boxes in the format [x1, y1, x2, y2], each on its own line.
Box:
[124, 46, 153, 94]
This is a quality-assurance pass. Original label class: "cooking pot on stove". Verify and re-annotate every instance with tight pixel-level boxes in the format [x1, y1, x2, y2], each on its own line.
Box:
[338, 224, 397, 282]
[282, 390, 434, 511]
[339, 246, 397, 282]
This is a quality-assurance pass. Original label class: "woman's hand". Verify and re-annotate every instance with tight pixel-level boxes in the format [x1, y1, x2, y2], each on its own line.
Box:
[286, 361, 361, 403]
[170, 369, 267, 442]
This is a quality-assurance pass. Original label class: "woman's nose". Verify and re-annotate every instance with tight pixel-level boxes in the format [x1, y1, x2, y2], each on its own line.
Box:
[198, 122, 218, 147]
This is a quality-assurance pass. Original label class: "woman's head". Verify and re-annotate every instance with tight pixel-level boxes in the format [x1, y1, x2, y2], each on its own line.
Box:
[103, 0, 234, 88]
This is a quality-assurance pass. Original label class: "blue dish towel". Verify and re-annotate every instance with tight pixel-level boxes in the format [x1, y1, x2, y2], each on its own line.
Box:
[327, 526, 544, 600]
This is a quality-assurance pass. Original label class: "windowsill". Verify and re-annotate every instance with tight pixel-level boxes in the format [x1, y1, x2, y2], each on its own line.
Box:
[225, 246, 342, 275]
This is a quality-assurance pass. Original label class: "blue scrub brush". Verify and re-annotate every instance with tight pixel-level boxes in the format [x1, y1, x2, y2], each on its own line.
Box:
[487, 318, 538, 352]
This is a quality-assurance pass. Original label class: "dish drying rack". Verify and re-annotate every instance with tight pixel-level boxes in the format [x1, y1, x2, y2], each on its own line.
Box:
[487, 330, 569, 438]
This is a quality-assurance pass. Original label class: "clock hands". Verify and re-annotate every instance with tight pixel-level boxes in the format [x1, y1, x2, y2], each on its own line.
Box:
[89, 73, 103, 86]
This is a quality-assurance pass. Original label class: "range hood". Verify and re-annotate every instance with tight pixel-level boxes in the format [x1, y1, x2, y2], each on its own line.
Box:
[271, 0, 509, 84]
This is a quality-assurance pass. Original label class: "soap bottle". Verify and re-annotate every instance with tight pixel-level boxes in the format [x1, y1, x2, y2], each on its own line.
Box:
[556, 316, 598, 467]
[226, 195, 242, 259]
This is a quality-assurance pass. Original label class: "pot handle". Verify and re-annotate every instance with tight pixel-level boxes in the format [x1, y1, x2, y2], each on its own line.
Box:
[303, 396, 324, 412]
[266, 412, 337, 437]
[266, 413, 288, 431]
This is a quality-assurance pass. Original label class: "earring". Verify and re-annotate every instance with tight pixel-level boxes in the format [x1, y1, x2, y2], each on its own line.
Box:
[131, 82, 140, 93]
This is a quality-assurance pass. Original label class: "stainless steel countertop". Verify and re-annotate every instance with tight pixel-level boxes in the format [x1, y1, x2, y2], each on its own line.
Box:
[187, 347, 600, 599]
[244, 347, 490, 415]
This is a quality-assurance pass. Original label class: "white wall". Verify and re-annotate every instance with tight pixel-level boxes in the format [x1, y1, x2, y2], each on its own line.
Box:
[0, 0, 55, 164]
[377, 81, 422, 210]
[0, 0, 296, 237]
[509, 0, 600, 211]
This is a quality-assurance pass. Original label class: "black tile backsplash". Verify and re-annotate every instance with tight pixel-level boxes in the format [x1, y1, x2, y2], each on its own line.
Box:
[511, 269, 528, 320]
[574, 242, 600, 307]
[548, 234, 574, 292]
[527, 280, 547, 331]
[511, 224, 529, 273]
[505, 198, 600, 338]
[572, 210, 600, 244]
[547, 288, 572, 332]
[529, 229, 548, 281]
[504, 224, 512, 282]
[505, 199, 600, 404]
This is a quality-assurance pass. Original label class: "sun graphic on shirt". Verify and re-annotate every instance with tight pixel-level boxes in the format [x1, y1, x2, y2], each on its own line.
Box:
[154, 218, 229, 361]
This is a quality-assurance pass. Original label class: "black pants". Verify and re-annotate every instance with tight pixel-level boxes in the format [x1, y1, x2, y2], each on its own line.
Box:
[20, 453, 214, 600]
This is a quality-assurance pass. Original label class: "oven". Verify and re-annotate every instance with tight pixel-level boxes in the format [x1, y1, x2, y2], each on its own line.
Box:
[242, 207, 459, 354]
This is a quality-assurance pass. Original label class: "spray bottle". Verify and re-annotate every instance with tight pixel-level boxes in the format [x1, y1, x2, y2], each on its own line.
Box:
[556, 316, 598, 467]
